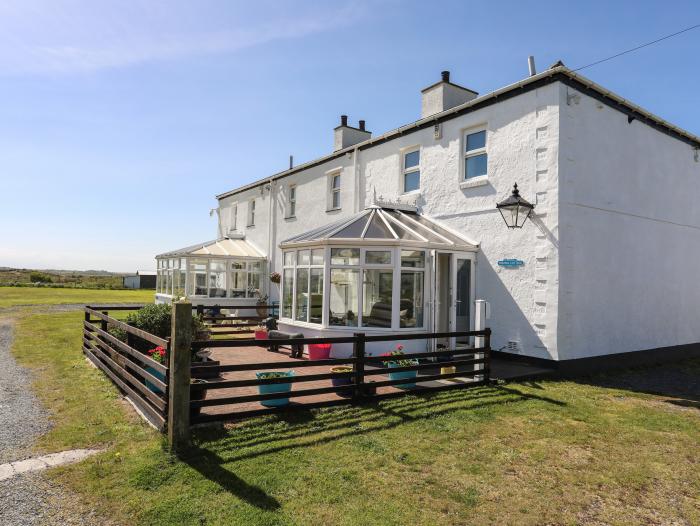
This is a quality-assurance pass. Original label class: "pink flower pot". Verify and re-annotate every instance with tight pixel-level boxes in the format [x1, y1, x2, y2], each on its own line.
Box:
[254, 330, 269, 340]
[307, 343, 332, 360]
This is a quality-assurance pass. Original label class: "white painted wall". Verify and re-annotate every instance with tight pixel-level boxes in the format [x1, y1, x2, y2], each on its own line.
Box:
[216, 83, 562, 360]
[558, 86, 700, 360]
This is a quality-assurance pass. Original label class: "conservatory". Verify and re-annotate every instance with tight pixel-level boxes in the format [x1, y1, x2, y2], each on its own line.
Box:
[278, 206, 478, 347]
[154, 237, 267, 305]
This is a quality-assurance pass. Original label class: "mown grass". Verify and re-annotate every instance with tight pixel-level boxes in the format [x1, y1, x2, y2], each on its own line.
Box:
[9, 307, 700, 525]
[0, 286, 154, 308]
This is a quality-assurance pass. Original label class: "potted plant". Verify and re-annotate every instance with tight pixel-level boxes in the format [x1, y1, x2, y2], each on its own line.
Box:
[308, 342, 332, 360]
[269, 271, 281, 284]
[254, 323, 269, 340]
[330, 366, 353, 397]
[256, 370, 295, 407]
[145, 345, 167, 393]
[249, 288, 270, 318]
[382, 345, 419, 389]
[191, 348, 221, 380]
[190, 378, 208, 418]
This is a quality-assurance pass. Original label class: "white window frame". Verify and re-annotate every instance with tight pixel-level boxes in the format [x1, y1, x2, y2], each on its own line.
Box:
[230, 202, 238, 232]
[287, 184, 296, 218]
[247, 198, 256, 227]
[461, 126, 489, 188]
[401, 146, 421, 194]
[327, 171, 341, 211]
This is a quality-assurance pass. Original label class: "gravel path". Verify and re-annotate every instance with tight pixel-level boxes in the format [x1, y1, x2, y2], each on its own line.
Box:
[0, 317, 115, 525]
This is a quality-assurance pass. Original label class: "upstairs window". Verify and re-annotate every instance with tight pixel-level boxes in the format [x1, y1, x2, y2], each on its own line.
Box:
[465, 130, 487, 179]
[329, 173, 341, 210]
[230, 203, 238, 231]
[288, 185, 296, 218]
[403, 149, 420, 193]
[247, 198, 255, 226]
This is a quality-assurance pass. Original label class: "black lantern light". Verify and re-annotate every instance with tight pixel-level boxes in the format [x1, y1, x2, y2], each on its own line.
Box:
[496, 183, 535, 228]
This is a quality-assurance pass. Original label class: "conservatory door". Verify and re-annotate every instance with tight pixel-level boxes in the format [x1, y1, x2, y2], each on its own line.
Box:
[434, 252, 475, 351]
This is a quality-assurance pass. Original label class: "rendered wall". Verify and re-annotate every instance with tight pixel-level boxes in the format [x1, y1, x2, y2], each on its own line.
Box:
[558, 86, 700, 360]
[217, 84, 562, 360]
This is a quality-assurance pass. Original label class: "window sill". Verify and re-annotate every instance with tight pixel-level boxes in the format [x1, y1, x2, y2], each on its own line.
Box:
[246, 224, 255, 228]
[460, 176, 489, 189]
[326, 207, 341, 213]
[401, 189, 421, 197]
[284, 215, 296, 221]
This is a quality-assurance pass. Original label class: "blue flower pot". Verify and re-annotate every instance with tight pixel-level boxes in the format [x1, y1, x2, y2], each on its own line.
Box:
[145, 366, 166, 394]
[387, 363, 418, 389]
[256, 371, 294, 407]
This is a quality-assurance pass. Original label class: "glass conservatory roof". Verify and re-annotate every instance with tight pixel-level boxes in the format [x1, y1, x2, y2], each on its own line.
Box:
[156, 237, 265, 259]
[280, 207, 478, 251]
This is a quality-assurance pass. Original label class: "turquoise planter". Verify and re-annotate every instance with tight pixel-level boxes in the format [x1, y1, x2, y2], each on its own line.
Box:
[256, 371, 295, 407]
[145, 366, 166, 394]
[387, 363, 418, 389]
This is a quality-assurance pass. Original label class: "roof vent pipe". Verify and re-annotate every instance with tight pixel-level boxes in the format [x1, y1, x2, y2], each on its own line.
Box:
[528, 56, 537, 76]
[340, 115, 348, 126]
[441, 70, 450, 83]
[359, 120, 366, 131]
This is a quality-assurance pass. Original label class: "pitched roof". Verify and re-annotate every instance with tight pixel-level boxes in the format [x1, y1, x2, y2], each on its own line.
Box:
[156, 238, 264, 259]
[217, 66, 700, 201]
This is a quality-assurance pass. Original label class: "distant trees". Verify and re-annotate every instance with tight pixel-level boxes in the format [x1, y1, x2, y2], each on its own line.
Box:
[29, 271, 53, 283]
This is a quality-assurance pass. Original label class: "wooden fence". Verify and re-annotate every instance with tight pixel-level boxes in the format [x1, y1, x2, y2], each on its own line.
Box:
[189, 329, 491, 424]
[196, 303, 278, 336]
[82, 305, 170, 430]
[82, 302, 491, 454]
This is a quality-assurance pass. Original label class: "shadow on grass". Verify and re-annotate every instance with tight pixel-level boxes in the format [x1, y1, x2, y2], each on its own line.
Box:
[572, 358, 700, 409]
[180, 383, 565, 509]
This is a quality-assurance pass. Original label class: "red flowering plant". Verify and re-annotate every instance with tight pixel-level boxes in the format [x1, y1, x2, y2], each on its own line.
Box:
[381, 344, 419, 367]
[147, 346, 167, 364]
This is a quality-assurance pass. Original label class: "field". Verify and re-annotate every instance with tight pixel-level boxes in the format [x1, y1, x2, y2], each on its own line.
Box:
[5, 289, 700, 525]
[0, 267, 130, 289]
[0, 286, 154, 308]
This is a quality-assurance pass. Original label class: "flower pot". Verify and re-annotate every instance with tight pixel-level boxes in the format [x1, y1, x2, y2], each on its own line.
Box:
[441, 366, 457, 375]
[145, 366, 166, 394]
[256, 303, 268, 318]
[307, 343, 332, 360]
[190, 379, 208, 418]
[254, 330, 269, 340]
[387, 363, 418, 389]
[256, 371, 294, 407]
[330, 366, 353, 398]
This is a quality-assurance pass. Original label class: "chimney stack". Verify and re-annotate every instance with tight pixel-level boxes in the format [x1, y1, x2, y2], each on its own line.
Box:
[528, 56, 537, 77]
[334, 115, 371, 151]
[421, 70, 478, 119]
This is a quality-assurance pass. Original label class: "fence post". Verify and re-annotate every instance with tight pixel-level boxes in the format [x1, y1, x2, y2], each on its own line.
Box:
[100, 311, 108, 333]
[482, 327, 491, 382]
[352, 332, 366, 402]
[168, 301, 192, 455]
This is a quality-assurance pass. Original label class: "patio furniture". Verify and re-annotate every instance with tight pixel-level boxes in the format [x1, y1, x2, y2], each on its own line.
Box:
[268, 330, 305, 358]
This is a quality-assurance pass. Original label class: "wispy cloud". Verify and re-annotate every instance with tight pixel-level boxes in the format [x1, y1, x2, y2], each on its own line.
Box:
[0, 1, 368, 74]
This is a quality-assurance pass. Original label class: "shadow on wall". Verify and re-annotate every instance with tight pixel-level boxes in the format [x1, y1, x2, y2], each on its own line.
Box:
[183, 384, 566, 509]
[477, 255, 548, 357]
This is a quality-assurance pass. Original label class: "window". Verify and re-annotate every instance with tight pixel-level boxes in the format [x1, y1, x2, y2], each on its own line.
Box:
[403, 149, 420, 193]
[287, 185, 296, 218]
[329, 173, 341, 210]
[191, 259, 208, 296]
[362, 269, 393, 328]
[400, 250, 425, 328]
[283, 249, 324, 324]
[230, 203, 238, 232]
[248, 199, 256, 226]
[464, 129, 487, 179]
[209, 260, 226, 298]
[330, 268, 359, 327]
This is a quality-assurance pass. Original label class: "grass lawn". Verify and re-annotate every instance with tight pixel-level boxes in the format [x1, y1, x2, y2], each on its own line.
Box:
[8, 306, 700, 525]
[0, 286, 154, 308]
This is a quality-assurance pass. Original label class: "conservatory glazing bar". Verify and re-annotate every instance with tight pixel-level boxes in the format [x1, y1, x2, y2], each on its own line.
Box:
[279, 206, 478, 331]
[155, 237, 267, 300]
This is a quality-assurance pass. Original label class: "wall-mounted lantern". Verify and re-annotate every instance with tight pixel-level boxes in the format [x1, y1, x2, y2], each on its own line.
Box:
[496, 183, 535, 229]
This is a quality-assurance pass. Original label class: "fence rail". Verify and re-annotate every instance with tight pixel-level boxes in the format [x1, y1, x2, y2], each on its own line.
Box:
[81, 303, 491, 455]
[82, 306, 170, 430]
[189, 329, 491, 425]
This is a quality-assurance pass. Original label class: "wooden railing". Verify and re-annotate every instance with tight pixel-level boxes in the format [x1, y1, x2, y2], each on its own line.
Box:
[188, 329, 491, 424]
[82, 306, 169, 430]
[195, 304, 278, 336]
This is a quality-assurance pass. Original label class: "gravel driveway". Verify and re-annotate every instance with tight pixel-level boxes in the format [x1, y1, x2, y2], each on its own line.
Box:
[0, 317, 113, 525]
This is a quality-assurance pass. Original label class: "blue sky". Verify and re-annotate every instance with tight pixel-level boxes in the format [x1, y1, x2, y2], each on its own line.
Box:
[1, 0, 699, 271]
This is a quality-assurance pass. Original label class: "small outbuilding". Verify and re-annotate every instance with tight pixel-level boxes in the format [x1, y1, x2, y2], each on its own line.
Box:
[123, 271, 156, 290]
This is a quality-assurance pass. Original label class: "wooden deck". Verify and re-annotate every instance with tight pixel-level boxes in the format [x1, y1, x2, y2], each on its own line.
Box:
[197, 343, 485, 419]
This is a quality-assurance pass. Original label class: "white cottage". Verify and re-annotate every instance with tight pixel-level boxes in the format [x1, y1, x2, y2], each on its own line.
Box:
[156, 63, 700, 371]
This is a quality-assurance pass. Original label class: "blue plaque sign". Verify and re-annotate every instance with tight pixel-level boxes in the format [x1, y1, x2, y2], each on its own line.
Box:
[498, 258, 524, 268]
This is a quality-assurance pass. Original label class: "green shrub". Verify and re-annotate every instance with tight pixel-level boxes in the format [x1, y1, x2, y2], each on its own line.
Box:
[110, 304, 207, 357]
[29, 271, 53, 283]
